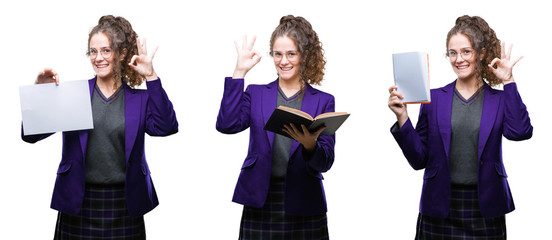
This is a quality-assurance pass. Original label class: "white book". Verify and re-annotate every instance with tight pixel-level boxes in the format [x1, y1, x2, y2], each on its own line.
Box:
[392, 52, 431, 104]
[20, 80, 94, 135]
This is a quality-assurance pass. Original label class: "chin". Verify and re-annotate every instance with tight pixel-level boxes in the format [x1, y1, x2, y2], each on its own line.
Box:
[279, 73, 298, 81]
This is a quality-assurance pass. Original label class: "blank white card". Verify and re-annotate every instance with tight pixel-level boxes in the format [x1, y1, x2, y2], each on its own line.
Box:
[20, 80, 93, 135]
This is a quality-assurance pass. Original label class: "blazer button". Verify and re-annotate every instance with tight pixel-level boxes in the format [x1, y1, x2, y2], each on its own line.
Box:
[480, 161, 483, 165]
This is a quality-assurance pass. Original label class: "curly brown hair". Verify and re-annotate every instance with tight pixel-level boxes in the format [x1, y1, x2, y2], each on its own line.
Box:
[87, 15, 143, 88]
[270, 15, 326, 86]
[446, 15, 502, 86]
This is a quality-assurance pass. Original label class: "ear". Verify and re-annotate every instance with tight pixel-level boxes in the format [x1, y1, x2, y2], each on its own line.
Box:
[120, 48, 128, 61]
[479, 48, 486, 61]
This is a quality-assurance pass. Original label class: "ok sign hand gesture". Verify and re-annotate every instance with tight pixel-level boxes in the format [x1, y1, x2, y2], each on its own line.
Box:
[232, 35, 262, 79]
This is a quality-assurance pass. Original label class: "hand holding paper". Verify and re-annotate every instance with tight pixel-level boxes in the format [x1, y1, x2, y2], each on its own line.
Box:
[35, 68, 60, 85]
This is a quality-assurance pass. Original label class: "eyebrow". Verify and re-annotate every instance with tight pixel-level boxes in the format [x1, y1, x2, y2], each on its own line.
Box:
[448, 47, 473, 51]
[89, 46, 111, 50]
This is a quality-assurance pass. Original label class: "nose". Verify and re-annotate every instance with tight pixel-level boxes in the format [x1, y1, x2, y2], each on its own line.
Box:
[94, 53, 105, 62]
[280, 55, 290, 64]
[455, 54, 465, 63]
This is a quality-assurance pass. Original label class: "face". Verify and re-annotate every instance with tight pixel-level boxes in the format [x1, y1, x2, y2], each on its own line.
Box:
[272, 36, 301, 83]
[88, 32, 121, 81]
[447, 33, 480, 82]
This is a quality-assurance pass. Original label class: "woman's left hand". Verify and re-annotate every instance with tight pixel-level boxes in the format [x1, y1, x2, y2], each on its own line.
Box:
[283, 123, 326, 152]
[129, 38, 159, 81]
[488, 42, 523, 85]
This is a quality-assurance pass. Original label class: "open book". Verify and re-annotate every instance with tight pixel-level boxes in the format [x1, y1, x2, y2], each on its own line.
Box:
[392, 51, 431, 104]
[263, 106, 350, 138]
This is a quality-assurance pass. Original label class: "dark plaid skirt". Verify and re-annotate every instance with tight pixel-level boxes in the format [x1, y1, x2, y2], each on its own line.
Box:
[415, 184, 506, 240]
[54, 184, 146, 240]
[239, 178, 329, 240]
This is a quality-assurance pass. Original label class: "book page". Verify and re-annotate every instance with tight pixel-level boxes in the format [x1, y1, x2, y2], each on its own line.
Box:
[314, 112, 350, 120]
[277, 105, 313, 120]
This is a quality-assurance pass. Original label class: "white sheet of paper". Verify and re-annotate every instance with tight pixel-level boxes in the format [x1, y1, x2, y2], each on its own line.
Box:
[20, 80, 93, 135]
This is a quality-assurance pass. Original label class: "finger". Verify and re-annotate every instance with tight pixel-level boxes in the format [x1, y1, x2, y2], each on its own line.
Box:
[289, 123, 301, 134]
[54, 72, 60, 85]
[314, 126, 327, 136]
[248, 35, 257, 51]
[282, 125, 295, 138]
[141, 38, 148, 55]
[389, 98, 405, 107]
[511, 55, 523, 66]
[242, 35, 247, 50]
[388, 86, 398, 94]
[504, 43, 513, 60]
[283, 124, 293, 134]
[149, 46, 159, 60]
[390, 90, 403, 99]
[129, 55, 139, 67]
[253, 50, 263, 64]
[488, 58, 500, 68]
[136, 38, 143, 55]
[300, 124, 310, 134]
[234, 40, 240, 53]
[500, 41, 506, 59]
[282, 128, 290, 136]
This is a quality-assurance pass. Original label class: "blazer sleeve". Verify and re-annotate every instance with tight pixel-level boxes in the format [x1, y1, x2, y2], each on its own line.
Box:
[144, 78, 179, 136]
[502, 83, 533, 141]
[20, 121, 55, 143]
[390, 103, 430, 170]
[303, 95, 336, 173]
[216, 77, 251, 134]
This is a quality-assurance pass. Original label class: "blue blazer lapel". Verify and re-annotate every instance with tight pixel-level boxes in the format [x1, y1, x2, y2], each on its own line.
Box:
[124, 83, 141, 163]
[289, 84, 319, 158]
[78, 78, 96, 160]
[478, 83, 499, 160]
[262, 80, 278, 148]
[437, 81, 454, 160]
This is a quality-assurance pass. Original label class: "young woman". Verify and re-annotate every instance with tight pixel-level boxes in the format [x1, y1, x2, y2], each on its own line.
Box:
[388, 15, 533, 239]
[217, 15, 335, 239]
[22, 15, 178, 239]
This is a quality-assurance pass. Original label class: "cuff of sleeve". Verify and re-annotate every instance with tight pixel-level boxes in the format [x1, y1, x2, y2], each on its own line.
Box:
[503, 81, 518, 92]
[302, 141, 320, 161]
[390, 118, 412, 134]
[225, 77, 244, 80]
[146, 77, 162, 90]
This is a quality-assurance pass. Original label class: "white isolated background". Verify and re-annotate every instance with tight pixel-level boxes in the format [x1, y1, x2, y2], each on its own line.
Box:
[0, 0, 549, 239]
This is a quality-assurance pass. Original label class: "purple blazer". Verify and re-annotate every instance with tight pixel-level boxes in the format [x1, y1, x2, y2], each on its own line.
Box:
[22, 77, 178, 218]
[216, 77, 335, 216]
[392, 81, 532, 218]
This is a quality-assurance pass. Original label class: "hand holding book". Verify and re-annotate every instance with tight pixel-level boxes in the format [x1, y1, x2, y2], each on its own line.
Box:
[282, 123, 327, 152]
[264, 106, 350, 139]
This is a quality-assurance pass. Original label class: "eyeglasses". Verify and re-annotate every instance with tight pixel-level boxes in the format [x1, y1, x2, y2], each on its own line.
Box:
[446, 48, 474, 61]
[87, 48, 112, 59]
[271, 51, 299, 61]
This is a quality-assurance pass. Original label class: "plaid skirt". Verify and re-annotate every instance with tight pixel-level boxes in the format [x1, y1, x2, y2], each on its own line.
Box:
[54, 184, 146, 240]
[239, 178, 329, 240]
[415, 184, 506, 240]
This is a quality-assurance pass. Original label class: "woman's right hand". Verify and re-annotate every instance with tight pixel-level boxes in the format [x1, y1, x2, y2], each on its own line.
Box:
[35, 68, 59, 85]
[232, 35, 262, 79]
[388, 86, 408, 128]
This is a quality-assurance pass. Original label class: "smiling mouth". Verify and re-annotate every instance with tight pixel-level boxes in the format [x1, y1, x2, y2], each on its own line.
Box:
[96, 64, 108, 68]
[280, 66, 293, 71]
[457, 65, 469, 69]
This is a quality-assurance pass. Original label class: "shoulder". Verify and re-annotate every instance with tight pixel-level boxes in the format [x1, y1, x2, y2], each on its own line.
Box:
[306, 84, 334, 101]
[245, 79, 278, 93]
[431, 80, 455, 93]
